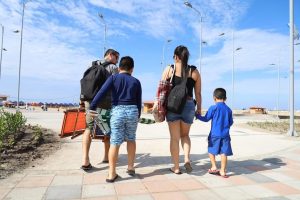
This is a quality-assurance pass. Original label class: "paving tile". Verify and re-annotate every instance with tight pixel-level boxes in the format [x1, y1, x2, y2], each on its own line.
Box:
[115, 182, 148, 195]
[283, 180, 300, 190]
[83, 173, 108, 185]
[50, 175, 82, 186]
[184, 189, 223, 200]
[143, 180, 178, 193]
[259, 196, 290, 200]
[151, 191, 189, 200]
[170, 178, 207, 190]
[259, 171, 296, 182]
[262, 182, 300, 195]
[45, 185, 81, 200]
[244, 173, 277, 183]
[4, 187, 47, 200]
[81, 196, 117, 200]
[244, 165, 270, 172]
[0, 188, 11, 200]
[195, 176, 232, 188]
[118, 194, 153, 200]
[16, 175, 54, 188]
[212, 186, 254, 200]
[285, 194, 300, 200]
[0, 174, 26, 189]
[227, 175, 256, 185]
[236, 185, 279, 198]
[282, 170, 300, 180]
[82, 183, 116, 198]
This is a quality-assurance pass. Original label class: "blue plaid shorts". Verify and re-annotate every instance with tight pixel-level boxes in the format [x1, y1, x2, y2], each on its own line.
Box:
[110, 105, 139, 145]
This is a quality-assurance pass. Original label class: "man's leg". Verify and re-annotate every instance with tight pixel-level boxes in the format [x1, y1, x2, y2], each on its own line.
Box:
[127, 141, 136, 171]
[108, 144, 120, 179]
[102, 138, 110, 162]
[82, 128, 92, 166]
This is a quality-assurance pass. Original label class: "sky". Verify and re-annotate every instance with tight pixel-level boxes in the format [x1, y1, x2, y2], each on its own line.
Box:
[0, 0, 299, 110]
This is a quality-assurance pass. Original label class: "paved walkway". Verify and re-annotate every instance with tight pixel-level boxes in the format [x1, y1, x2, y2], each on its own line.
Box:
[1, 111, 300, 200]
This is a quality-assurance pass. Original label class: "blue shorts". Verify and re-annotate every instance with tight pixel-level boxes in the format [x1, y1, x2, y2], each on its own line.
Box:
[208, 136, 233, 156]
[166, 99, 195, 124]
[110, 105, 139, 145]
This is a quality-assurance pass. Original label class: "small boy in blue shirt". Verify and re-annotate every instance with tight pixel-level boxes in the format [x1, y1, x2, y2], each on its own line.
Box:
[196, 88, 233, 178]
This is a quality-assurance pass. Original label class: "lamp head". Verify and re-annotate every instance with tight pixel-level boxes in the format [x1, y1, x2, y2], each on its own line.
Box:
[184, 1, 192, 8]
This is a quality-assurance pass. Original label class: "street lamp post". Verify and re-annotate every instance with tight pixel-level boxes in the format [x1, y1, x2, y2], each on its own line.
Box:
[270, 63, 280, 118]
[0, 24, 4, 79]
[184, 1, 203, 74]
[161, 39, 172, 70]
[219, 32, 242, 110]
[98, 13, 107, 56]
[16, 1, 28, 111]
[287, 0, 298, 136]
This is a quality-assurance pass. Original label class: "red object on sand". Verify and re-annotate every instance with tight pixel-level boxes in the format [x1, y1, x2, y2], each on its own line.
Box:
[60, 108, 86, 138]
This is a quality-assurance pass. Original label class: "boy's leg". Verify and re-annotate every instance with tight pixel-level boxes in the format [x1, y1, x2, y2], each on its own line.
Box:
[108, 144, 120, 179]
[168, 121, 181, 173]
[127, 141, 136, 171]
[208, 153, 218, 170]
[220, 154, 227, 176]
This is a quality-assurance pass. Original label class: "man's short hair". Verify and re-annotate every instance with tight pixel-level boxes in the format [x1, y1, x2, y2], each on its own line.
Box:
[119, 56, 134, 71]
[104, 49, 119, 57]
[213, 88, 227, 100]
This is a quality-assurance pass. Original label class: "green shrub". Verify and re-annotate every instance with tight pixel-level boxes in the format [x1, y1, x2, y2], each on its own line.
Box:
[0, 109, 27, 149]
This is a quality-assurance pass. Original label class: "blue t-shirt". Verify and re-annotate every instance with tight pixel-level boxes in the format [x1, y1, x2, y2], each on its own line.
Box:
[90, 73, 142, 117]
[196, 102, 233, 138]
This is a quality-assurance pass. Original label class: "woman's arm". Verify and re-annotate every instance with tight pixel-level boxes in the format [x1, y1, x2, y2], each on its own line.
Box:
[193, 69, 202, 115]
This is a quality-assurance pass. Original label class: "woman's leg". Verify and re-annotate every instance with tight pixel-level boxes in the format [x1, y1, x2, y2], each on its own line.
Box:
[180, 121, 192, 164]
[168, 121, 181, 173]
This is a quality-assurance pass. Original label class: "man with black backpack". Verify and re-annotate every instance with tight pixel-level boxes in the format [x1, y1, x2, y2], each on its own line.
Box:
[79, 49, 119, 171]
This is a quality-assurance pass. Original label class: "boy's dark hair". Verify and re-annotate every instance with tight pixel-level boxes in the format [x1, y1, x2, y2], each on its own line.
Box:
[104, 49, 119, 57]
[119, 56, 134, 71]
[213, 88, 227, 100]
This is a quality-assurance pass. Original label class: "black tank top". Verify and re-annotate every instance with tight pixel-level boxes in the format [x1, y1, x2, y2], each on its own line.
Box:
[169, 65, 196, 98]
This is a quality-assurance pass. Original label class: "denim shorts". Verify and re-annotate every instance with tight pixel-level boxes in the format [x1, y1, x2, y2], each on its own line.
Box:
[110, 105, 139, 145]
[166, 99, 195, 124]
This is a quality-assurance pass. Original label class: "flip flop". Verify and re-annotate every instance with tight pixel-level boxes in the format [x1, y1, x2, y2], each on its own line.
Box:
[106, 174, 119, 183]
[81, 163, 93, 171]
[208, 168, 220, 175]
[219, 174, 229, 178]
[169, 168, 182, 175]
[126, 169, 136, 176]
[184, 162, 193, 173]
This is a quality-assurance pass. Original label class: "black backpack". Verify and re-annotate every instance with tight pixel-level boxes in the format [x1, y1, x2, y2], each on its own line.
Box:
[167, 66, 189, 114]
[80, 60, 111, 101]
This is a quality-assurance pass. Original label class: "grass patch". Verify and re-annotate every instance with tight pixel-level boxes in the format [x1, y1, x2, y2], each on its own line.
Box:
[247, 121, 300, 133]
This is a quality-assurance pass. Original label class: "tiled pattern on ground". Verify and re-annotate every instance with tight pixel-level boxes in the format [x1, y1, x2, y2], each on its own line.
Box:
[1, 150, 300, 200]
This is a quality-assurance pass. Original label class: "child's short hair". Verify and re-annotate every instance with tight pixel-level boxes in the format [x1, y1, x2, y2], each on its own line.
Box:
[119, 56, 134, 71]
[213, 88, 227, 100]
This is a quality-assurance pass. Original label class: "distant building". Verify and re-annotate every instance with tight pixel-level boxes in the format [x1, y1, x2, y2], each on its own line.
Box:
[249, 106, 266, 114]
[0, 94, 9, 101]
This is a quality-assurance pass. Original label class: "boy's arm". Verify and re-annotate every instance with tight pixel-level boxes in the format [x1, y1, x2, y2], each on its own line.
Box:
[90, 76, 113, 110]
[196, 106, 214, 122]
[229, 110, 234, 126]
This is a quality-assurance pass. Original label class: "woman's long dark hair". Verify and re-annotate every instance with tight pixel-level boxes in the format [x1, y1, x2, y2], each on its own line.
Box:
[174, 45, 189, 76]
